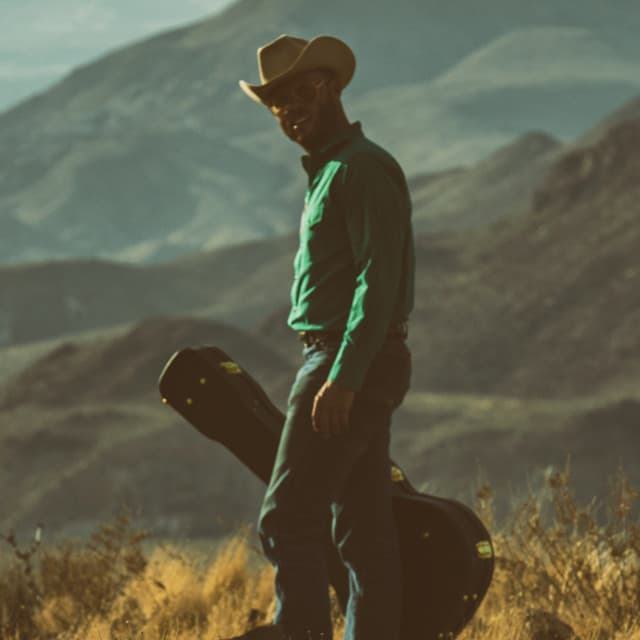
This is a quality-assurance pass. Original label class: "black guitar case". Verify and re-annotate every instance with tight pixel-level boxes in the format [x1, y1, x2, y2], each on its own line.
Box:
[158, 346, 494, 639]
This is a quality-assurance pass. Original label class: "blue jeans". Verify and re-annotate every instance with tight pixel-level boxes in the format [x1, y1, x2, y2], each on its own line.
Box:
[257, 336, 412, 640]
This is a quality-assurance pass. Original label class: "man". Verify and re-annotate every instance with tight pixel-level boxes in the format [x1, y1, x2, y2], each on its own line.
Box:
[231, 34, 415, 640]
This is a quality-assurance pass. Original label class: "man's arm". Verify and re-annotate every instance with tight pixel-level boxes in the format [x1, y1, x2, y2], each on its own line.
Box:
[327, 156, 410, 391]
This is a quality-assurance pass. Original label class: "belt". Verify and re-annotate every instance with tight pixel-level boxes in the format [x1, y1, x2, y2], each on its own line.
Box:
[298, 320, 408, 347]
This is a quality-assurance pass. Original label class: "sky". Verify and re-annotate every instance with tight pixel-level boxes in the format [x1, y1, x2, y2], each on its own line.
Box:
[0, 0, 237, 113]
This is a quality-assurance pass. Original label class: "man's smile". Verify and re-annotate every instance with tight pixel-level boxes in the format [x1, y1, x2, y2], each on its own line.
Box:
[286, 111, 315, 138]
[292, 115, 311, 128]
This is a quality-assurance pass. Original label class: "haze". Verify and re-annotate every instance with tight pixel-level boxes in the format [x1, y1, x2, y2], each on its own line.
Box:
[0, 0, 236, 113]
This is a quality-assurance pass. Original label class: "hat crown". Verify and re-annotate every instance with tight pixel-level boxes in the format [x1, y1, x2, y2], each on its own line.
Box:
[258, 35, 309, 83]
[239, 34, 356, 105]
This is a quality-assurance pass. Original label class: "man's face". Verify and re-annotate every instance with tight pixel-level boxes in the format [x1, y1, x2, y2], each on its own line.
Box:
[264, 69, 341, 151]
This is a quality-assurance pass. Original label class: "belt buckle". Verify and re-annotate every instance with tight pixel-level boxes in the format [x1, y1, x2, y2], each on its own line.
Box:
[299, 331, 321, 347]
[313, 332, 329, 348]
[310, 331, 337, 349]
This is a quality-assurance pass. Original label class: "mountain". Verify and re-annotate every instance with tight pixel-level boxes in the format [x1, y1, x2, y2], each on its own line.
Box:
[255, 109, 640, 513]
[0, 233, 297, 348]
[257, 111, 640, 399]
[574, 96, 640, 147]
[482, 117, 640, 397]
[347, 27, 640, 173]
[0, 0, 242, 113]
[0, 315, 295, 409]
[3, 104, 638, 401]
[0, 316, 297, 539]
[0, 127, 560, 350]
[1, 1, 639, 264]
[1, 107, 639, 538]
[408, 131, 562, 234]
[392, 393, 640, 511]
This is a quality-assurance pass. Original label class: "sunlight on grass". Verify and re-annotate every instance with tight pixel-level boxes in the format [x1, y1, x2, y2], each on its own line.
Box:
[1, 465, 638, 639]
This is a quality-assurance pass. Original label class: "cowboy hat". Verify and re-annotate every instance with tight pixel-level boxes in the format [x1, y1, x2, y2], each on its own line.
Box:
[239, 34, 356, 104]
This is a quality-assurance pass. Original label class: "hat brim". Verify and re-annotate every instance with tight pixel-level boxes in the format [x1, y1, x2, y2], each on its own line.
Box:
[239, 35, 356, 105]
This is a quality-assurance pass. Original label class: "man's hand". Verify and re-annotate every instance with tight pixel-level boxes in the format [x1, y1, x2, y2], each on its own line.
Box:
[312, 378, 356, 437]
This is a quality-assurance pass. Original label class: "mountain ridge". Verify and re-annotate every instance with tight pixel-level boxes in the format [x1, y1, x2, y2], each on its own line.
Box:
[1, 3, 639, 264]
[1, 104, 638, 538]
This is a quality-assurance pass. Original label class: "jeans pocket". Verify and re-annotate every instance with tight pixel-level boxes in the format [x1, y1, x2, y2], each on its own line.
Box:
[288, 345, 338, 408]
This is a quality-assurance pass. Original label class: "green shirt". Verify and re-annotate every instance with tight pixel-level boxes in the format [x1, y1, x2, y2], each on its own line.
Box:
[287, 120, 415, 391]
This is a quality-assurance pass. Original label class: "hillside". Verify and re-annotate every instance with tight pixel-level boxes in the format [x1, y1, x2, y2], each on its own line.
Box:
[253, 112, 640, 517]
[0, 232, 297, 348]
[347, 27, 640, 173]
[258, 115, 640, 400]
[2, 319, 638, 540]
[0, 316, 295, 409]
[257, 113, 640, 399]
[0, 125, 561, 350]
[408, 131, 562, 234]
[1, 1, 639, 264]
[482, 118, 640, 397]
[1, 105, 638, 540]
[574, 95, 640, 147]
[0, 316, 297, 539]
[388, 114, 640, 400]
[3, 106, 638, 399]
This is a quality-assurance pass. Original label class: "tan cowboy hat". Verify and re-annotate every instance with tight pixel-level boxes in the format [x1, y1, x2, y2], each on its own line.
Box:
[239, 34, 356, 104]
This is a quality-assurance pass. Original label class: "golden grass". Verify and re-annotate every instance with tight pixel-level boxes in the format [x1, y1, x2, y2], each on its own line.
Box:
[1, 464, 638, 640]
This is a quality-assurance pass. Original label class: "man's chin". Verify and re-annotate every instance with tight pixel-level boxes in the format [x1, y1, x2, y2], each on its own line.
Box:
[290, 128, 318, 149]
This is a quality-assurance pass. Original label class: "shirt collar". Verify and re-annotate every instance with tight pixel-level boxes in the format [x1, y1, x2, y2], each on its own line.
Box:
[301, 120, 363, 177]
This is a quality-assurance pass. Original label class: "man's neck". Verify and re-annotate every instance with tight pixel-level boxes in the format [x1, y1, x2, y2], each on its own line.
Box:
[304, 116, 352, 156]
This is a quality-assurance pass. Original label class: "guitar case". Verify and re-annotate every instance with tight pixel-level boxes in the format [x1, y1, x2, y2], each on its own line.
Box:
[158, 346, 494, 639]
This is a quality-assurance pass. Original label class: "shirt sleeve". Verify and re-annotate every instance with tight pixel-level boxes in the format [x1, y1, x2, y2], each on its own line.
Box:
[327, 155, 409, 391]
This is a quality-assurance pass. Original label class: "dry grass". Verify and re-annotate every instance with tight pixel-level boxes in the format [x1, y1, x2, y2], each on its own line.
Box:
[464, 461, 640, 640]
[1, 465, 638, 640]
